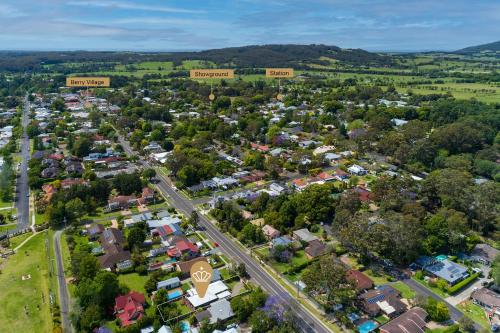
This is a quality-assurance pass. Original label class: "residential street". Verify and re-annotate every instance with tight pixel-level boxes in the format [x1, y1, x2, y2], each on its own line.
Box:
[403, 279, 483, 331]
[54, 230, 72, 333]
[3, 95, 31, 236]
[118, 135, 333, 333]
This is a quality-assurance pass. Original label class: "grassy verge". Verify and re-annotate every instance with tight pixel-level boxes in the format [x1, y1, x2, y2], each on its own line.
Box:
[392, 281, 416, 299]
[0, 231, 52, 333]
[411, 277, 449, 298]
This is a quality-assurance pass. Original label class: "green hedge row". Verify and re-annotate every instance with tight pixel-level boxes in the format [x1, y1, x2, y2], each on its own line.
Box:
[447, 272, 480, 294]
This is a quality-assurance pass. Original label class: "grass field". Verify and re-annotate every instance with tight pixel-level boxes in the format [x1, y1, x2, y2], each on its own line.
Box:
[0, 231, 52, 333]
[458, 300, 490, 329]
[8, 232, 34, 249]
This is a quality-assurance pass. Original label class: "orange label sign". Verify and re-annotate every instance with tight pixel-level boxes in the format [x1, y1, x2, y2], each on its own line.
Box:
[190, 69, 234, 79]
[66, 77, 110, 87]
[266, 68, 294, 78]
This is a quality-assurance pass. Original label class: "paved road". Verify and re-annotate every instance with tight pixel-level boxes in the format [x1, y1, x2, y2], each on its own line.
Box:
[1, 95, 31, 238]
[403, 279, 483, 331]
[54, 230, 72, 333]
[117, 135, 333, 333]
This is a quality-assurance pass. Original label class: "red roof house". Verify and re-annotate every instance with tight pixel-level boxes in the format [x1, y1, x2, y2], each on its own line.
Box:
[114, 291, 146, 327]
[347, 269, 374, 291]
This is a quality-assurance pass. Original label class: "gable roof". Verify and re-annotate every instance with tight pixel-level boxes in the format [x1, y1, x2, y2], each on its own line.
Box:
[176, 257, 208, 273]
[347, 270, 374, 290]
[379, 307, 428, 333]
[305, 239, 327, 258]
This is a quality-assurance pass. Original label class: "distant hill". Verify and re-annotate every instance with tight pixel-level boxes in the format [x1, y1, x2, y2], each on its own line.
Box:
[0, 44, 392, 72]
[173, 44, 392, 67]
[456, 40, 500, 53]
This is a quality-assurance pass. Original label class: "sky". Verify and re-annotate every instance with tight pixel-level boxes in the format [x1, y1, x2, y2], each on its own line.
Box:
[0, 0, 499, 52]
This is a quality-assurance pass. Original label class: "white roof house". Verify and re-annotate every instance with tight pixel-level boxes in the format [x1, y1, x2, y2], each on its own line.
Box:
[186, 281, 230, 308]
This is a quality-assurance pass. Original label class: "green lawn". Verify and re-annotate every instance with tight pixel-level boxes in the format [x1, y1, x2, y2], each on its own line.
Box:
[256, 248, 310, 274]
[8, 232, 34, 249]
[0, 231, 52, 333]
[392, 281, 416, 299]
[118, 273, 149, 300]
[363, 268, 391, 285]
[458, 301, 491, 330]
[0, 199, 13, 208]
[412, 277, 448, 298]
[0, 224, 15, 233]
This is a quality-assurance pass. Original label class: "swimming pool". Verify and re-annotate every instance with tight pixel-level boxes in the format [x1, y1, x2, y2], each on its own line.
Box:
[435, 254, 448, 261]
[168, 289, 183, 300]
[180, 321, 190, 333]
[358, 320, 378, 333]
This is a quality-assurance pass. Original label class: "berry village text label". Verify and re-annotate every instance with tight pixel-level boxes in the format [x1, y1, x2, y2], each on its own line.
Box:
[66, 77, 110, 87]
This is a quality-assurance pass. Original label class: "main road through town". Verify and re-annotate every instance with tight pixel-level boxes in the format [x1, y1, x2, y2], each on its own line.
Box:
[0, 95, 31, 238]
[117, 135, 333, 333]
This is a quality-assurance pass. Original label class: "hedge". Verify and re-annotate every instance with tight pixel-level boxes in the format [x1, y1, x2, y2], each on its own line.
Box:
[447, 272, 480, 294]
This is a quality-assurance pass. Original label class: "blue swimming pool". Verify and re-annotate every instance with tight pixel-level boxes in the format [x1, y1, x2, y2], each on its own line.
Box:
[358, 320, 378, 333]
[180, 322, 190, 333]
[168, 290, 182, 300]
[436, 254, 448, 261]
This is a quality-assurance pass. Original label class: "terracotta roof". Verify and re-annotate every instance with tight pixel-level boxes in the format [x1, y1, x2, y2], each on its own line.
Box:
[347, 270, 374, 290]
[115, 292, 146, 327]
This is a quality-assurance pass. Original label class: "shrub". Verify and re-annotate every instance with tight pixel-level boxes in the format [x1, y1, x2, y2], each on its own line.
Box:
[415, 270, 424, 280]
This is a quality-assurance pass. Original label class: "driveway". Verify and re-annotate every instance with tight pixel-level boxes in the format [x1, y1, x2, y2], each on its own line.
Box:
[446, 266, 491, 306]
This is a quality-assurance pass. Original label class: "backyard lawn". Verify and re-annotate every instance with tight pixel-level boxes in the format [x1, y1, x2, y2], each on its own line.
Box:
[118, 273, 149, 300]
[0, 231, 52, 333]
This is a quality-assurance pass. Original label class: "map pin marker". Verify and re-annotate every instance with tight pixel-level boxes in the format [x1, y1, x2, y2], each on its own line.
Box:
[190, 261, 213, 298]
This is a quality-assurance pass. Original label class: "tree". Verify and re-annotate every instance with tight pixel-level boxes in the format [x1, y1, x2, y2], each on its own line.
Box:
[127, 227, 146, 250]
[458, 315, 475, 333]
[142, 168, 156, 181]
[189, 211, 199, 229]
[113, 173, 143, 195]
[66, 198, 85, 222]
[78, 304, 102, 332]
[424, 297, 450, 322]
[72, 137, 92, 158]
[302, 255, 356, 310]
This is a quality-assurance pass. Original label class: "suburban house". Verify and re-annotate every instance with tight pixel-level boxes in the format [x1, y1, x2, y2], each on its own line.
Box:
[379, 307, 428, 333]
[293, 228, 318, 243]
[271, 236, 294, 248]
[416, 256, 469, 286]
[348, 164, 368, 176]
[98, 228, 132, 270]
[359, 285, 406, 318]
[347, 270, 374, 291]
[471, 243, 500, 266]
[107, 195, 137, 211]
[305, 239, 327, 259]
[262, 225, 281, 240]
[176, 257, 208, 276]
[194, 298, 234, 324]
[471, 288, 500, 316]
[86, 223, 105, 241]
[114, 291, 146, 327]
[185, 280, 231, 309]
[157, 277, 181, 291]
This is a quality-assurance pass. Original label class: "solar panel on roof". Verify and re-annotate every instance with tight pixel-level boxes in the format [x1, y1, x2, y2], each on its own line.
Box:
[368, 294, 385, 304]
